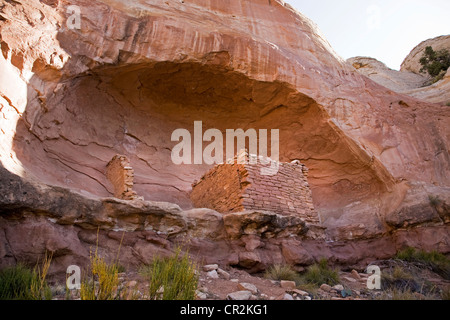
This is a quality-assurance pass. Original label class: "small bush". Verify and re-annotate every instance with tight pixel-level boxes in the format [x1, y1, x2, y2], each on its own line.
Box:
[30, 253, 53, 300]
[301, 258, 340, 286]
[295, 281, 319, 296]
[264, 264, 299, 282]
[381, 266, 420, 293]
[0, 254, 53, 300]
[391, 266, 413, 280]
[79, 228, 131, 300]
[80, 250, 120, 300]
[140, 248, 199, 300]
[0, 264, 34, 300]
[420, 46, 450, 79]
[446, 102, 450, 107]
[395, 247, 450, 280]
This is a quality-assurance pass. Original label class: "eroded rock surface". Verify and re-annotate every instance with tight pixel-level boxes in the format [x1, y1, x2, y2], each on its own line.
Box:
[347, 56, 427, 93]
[348, 35, 450, 105]
[0, 0, 449, 275]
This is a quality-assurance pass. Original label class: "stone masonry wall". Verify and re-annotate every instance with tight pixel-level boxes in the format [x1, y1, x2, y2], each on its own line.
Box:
[190, 151, 320, 225]
[106, 155, 138, 200]
[189, 161, 246, 213]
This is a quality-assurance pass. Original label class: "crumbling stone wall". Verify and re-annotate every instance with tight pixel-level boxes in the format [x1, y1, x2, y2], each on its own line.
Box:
[189, 161, 246, 213]
[106, 155, 138, 200]
[190, 151, 320, 225]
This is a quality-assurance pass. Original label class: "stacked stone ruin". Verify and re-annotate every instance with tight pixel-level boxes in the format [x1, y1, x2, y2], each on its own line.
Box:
[106, 155, 139, 200]
[190, 150, 320, 226]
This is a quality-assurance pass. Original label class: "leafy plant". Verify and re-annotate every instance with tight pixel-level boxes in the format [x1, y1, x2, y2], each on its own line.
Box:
[381, 265, 420, 293]
[395, 247, 450, 280]
[140, 247, 198, 300]
[301, 258, 340, 286]
[80, 229, 128, 300]
[0, 264, 34, 300]
[264, 264, 299, 282]
[0, 253, 53, 300]
[419, 46, 450, 83]
[30, 253, 53, 300]
[80, 250, 120, 300]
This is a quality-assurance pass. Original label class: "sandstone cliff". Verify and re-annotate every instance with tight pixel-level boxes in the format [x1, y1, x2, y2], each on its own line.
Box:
[401, 35, 450, 74]
[0, 0, 449, 274]
[348, 35, 450, 105]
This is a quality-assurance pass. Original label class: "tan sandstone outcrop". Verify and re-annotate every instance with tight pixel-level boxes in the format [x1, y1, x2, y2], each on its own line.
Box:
[400, 35, 450, 74]
[347, 56, 427, 93]
[0, 0, 449, 275]
[402, 68, 450, 105]
[348, 35, 450, 105]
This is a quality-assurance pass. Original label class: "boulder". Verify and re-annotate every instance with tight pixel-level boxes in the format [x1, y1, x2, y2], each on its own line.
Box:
[320, 284, 333, 292]
[203, 264, 219, 272]
[332, 284, 344, 291]
[206, 270, 219, 279]
[238, 251, 262, 269]
[217, 268, 231, 280]
[227, 291, 252, 301]
[238, 283, 258, 295]
[351, 270, 361, 280]
[280, 281, 296, 290]
[283, 293, 294, 301]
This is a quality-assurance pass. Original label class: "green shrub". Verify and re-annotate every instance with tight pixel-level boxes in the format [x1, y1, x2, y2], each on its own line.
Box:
[0, 254, 52, 300]
[140, 248, 198, 300]
[381, 266, 420, 293]
[395, 247, 450, 280]
[79, 230, 137, 300]
[0, 264, 34, 300]
[295, 281, 320, 297]
[30, 253, 53, 300]
[420, 46, 450, 79]
[264, 264, 299, 282]
[301, 258, 340, 286]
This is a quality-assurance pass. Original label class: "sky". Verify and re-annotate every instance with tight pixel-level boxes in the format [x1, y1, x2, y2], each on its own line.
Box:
[285, 0, 450, 70]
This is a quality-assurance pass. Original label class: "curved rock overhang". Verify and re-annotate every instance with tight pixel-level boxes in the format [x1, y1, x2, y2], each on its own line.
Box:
[0, 0, 449, 244]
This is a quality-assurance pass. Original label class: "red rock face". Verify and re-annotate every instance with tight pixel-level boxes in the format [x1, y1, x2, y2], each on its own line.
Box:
[0, 0, 449, 273]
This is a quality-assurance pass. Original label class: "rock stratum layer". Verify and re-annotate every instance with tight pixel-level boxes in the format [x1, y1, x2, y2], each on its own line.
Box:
[0, 0, 449, 274]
